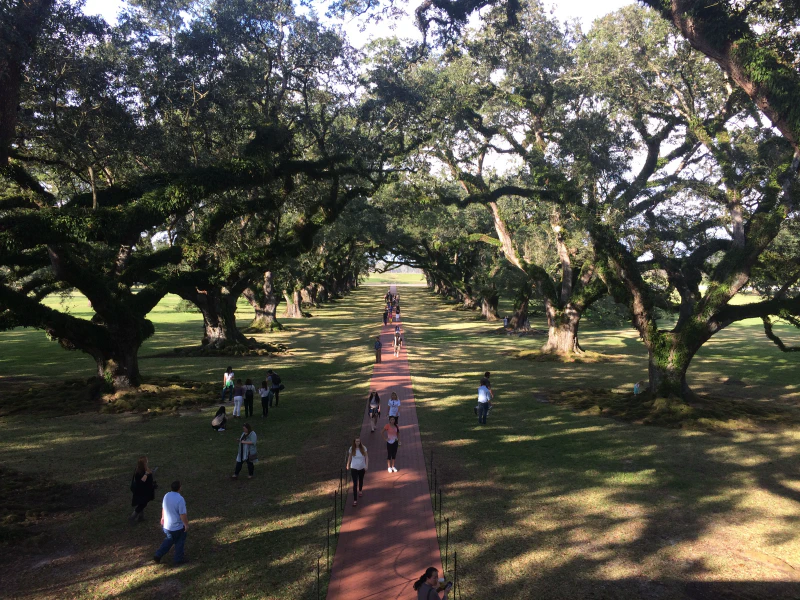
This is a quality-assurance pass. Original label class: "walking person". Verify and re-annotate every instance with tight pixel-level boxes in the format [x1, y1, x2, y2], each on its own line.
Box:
[153, 481, 188, 565]
[383, 309, 389, 327]
[231, 423, 257, 479]
[374, 336, 383, 363]
[387, 391, 400, 425]
[383, 415, 400, 472]
[345, 437, 368, 506]
[243, 378, 256, 418]
[258, 380, 272, 417]
[413, 567, 452, 599]
[221, 366, 234, 402]
[393, 329, 403, 357]
[477, 378, 493, 425]
[267, 369, 283, 407]
[232, 379, 244, 418]
[394, 305, 400, 322]
[129, 455, 156, 524]
[367, 390, 381, 432]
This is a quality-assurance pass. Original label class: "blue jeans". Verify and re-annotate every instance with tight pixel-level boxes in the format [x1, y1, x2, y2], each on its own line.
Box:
[155, 527, 186, 563]
[221, 386, 233, 403]
[478, 402, 490, 424]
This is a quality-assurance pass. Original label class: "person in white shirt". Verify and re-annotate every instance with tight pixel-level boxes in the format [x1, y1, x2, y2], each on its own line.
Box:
[477, 378, 493, 425]
[153, 481, 188, 564]
[345, 437, 369, 506]
[388, 391, 401, 425]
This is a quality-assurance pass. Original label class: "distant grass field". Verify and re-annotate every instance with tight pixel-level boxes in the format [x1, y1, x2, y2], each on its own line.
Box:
[363, 271, 426, 285]
[406, 288, 800, 599]
[1, 286, 799, 599]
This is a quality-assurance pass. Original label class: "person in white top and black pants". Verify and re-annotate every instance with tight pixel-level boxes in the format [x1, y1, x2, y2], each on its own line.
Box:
[346, 437, 368, 506]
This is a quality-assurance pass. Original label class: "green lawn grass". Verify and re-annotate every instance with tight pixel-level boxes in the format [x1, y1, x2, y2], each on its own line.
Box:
[0, 290, 382, 599]
[405, 288, 800, 599]
[1, 286, 799, 599]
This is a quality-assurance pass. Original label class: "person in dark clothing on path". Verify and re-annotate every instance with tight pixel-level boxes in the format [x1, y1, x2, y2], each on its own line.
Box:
[130, 455, 156, 524]
[383, 309, 389, 326]
[374, 336, 383, 363]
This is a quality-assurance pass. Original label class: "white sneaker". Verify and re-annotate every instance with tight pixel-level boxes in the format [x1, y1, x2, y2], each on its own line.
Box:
[218, 428, 225, 432]
[388, 467, 392, 472]
[392, 467, 398, 472]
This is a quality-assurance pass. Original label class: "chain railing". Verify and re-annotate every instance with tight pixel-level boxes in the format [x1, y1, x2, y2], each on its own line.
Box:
[314, 468, 350, 599]
[426, 450, 463, 599]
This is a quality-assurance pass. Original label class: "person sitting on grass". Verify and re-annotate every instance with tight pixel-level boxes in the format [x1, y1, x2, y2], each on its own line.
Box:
[211, 406, 227, 432]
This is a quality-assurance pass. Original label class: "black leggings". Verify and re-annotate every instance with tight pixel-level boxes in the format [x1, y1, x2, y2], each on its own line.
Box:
[235, 460, 254, 476]
[351, 468, 365, 495]
[261, 398, 269, 417]
[133, 502, 148, 514]
[244, 397, 254, 417]
[387, 441, 398, 460]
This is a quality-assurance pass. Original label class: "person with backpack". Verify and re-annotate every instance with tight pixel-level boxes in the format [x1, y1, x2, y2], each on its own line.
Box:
[374, 336, 383, 363]
[345, 437, 368, 506]
[221, 366, 234, 402]
[267, 369, 284, 406]
[367, 390, 381, 432]
[129, 455, 156, 524]
[231, 423, 257, 479]
[393, 330, 403, 357]
[243, 379, 256, 418]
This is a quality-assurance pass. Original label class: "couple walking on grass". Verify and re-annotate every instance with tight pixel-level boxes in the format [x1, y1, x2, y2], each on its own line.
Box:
[346, 390, 402, 506]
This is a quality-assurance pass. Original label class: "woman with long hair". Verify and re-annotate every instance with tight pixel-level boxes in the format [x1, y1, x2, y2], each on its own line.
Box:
[382, 415, 400, 472]
[413, 567, 452, 599]
[345, 436, 368, 506]
[129, 455, 156, 524]
[367, 390, 381, 432]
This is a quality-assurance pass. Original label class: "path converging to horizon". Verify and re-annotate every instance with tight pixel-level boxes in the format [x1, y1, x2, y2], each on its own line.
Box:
[326, 286, 443, 600]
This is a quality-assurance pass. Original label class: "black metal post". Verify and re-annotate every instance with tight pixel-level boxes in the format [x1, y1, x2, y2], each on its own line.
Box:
[334, 491, 338, 537]
[327, 517, 331, 571]
[439, 488, 443, 534]
[434, 469, 437, 506]
[429, 451, 433, 490]
[339, 469, 343, 511]
[317, 553, 321, 600]
[454, 551, 458, 600]
[445, 518, 449, 573]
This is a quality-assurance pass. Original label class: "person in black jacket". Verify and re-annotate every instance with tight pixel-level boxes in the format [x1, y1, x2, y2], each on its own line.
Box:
[267, 369, 283, 406]
[130, 455, 156, 524]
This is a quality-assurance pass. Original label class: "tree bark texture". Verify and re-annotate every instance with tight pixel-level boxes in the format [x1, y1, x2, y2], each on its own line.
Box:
[243, 271, 281, 331]
[283, 289, 305, 318]
[542, 302, 582, 353]
[481, 294, 499, 321]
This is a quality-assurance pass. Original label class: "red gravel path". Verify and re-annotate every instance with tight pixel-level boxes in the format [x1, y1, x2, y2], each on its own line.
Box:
[326, 286, 443, 600]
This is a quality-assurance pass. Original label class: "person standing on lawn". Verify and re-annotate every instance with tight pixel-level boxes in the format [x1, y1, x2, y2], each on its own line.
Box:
[267, 369, 283, 407]
[221, 366, 234, 402]
[130, 455, 156, 524]
[477, 378, 493, 425]
[383, 416, 400, 472]
[374, 336, 383, 363]
[258, 380, 271, 417]
[243, 378, 256, 418]
[383, 308, 389, 327]
[387, 391, 400, 425]
[232, 379, 244, 418]
[153, 481, 188, 565]
[346, 437, 369, 506]
[231, 423, 257, 479]
[368, 390, 381, 432]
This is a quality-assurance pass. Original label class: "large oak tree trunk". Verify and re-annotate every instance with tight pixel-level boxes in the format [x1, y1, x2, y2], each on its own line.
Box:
[509, 295, 530, 330]
[243, 271, 281, 331]
[179, 289, 247, 347]
[542, 303, 583, 354]
[95, 344, 141, 389]
[481, 294, 499, 321]
[283, 289, 305, 318]
[646, 332, 702, 398]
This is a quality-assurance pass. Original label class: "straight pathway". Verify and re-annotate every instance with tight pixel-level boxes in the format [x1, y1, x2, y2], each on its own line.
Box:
[326, 286, 443, 600]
